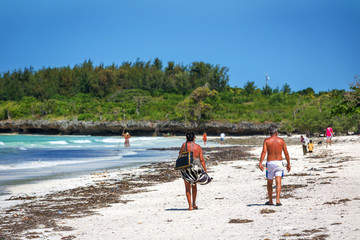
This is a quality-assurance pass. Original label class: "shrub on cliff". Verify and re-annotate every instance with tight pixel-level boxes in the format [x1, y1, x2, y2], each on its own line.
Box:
[78, 113, 96, 121]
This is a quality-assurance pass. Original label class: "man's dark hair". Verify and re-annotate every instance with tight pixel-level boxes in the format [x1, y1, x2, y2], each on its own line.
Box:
[186, 132, 195, 142]
[269, 126, 278, 135]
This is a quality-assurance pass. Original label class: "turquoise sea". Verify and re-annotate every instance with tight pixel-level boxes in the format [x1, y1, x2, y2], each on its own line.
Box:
[0, 134, 220, 194]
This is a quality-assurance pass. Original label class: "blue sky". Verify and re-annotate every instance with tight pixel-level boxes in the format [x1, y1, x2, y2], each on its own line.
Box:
[1, 0, 359, 93]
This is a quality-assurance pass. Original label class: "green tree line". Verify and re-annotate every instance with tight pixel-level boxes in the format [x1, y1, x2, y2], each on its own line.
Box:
[0, 59, 228, 100]
[0, 60, 358, 135]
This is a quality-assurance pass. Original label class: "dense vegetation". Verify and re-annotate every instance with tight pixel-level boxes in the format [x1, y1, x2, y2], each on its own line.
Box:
[0, 59, 359, 134]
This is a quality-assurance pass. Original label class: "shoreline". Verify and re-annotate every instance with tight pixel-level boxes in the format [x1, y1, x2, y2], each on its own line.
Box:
[0, 133, 303, 197]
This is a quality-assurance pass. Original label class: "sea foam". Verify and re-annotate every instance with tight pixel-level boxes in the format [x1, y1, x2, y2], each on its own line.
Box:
[71, 140, 92, 144]
[96, 138, 122, 143]
[49, 141, 68, 145]
[0, 156, 122, 170]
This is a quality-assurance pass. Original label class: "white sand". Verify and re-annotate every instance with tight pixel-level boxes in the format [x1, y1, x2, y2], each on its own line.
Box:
[28, 136, 360, 239]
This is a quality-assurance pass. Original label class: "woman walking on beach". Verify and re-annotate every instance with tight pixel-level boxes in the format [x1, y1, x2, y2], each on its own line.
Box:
[179, 132, 210, 210]
[326, 125, 334, 147]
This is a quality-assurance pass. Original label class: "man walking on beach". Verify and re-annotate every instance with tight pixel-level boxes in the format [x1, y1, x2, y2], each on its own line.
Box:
[301, 135, 309, 155]
[259, 126, 291, 206]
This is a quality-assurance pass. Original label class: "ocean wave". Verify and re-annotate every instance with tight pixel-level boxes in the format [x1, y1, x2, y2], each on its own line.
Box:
[48, 141, 68, 145]
[0, 142, 4, 145]
[122, 151, 138, 156]
[95, 138, 122, 143]
[70, 140, 92, 144]
[135, 137, 162, 141]
[0, 156, 123, 170]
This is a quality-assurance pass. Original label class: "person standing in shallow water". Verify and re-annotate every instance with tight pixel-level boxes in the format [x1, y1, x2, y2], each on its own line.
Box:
[122, 129, 131, 147]
[220, 132, 225, 145]
[259, 127, 291, 206]
[178, 132, 208, 210]
[203, 132, 207, 145]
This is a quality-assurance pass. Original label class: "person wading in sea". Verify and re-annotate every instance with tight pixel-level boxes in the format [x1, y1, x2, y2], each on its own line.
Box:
[259, 126, 291, 206]
[122, 129, 131, 147]
[202, 132, 207, 145]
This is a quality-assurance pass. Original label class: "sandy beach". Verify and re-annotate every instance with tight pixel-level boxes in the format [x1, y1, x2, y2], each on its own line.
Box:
[1, 135, 360, 240]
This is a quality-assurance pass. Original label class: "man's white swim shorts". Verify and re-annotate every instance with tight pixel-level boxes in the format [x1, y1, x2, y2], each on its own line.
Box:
[266, 160, 284, 179]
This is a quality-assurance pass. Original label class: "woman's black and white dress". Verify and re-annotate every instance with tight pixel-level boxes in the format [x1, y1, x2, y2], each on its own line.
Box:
[180, 142, 212, 185]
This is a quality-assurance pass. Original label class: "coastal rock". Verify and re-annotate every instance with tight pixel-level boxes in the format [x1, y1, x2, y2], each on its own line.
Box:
[0, 120, 279, 136]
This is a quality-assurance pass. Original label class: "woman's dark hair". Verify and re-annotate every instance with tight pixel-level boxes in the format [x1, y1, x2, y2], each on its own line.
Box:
[186, 132, 195, 142]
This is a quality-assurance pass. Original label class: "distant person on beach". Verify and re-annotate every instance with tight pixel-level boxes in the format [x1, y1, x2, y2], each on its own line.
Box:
[301, 135, 309, 155]
[304, 135, 309, 154]
[259, 126, 291, 206]
[300, 136, 305, 155]
[308, 140, 314, 155]
[203, 132, 207, 145]
[122, 130, 131, 147]
[179, 132, 210, 210]
[326, 125, 334, 147]
[220, 132, 225, 145]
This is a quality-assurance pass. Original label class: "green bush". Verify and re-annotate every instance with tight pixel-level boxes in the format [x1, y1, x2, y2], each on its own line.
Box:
[102, 114, 115, 121]
[78, 113, 95, 121]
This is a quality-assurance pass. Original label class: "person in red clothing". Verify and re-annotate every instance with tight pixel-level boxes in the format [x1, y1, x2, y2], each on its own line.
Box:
[178, 132, 210, 210]
[326, 125, 334, 147]
[202, 132, 207, 145]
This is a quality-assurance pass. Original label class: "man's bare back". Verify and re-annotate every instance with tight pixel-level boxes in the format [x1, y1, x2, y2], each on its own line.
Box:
[259, 133, 290, 172]
[264, 136, 287, 161]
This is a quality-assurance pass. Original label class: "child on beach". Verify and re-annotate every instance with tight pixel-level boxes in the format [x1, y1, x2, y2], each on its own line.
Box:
[308, 140, 314, 155]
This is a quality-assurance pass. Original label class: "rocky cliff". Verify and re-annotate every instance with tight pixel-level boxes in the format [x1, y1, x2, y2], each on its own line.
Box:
[0, 120, 279, 136]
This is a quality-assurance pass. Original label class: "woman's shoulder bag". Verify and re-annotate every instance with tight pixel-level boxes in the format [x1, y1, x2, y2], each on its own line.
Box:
[174, 142, 194, 170]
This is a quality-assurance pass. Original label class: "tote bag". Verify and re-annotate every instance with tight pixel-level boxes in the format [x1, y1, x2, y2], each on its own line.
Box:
[175, 142, 194, 170]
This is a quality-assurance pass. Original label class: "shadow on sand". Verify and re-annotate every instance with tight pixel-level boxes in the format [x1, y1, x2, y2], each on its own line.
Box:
[165, 208, 203, 211]
[165, 208, 190, 211]
[247, 203, 269, 207]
